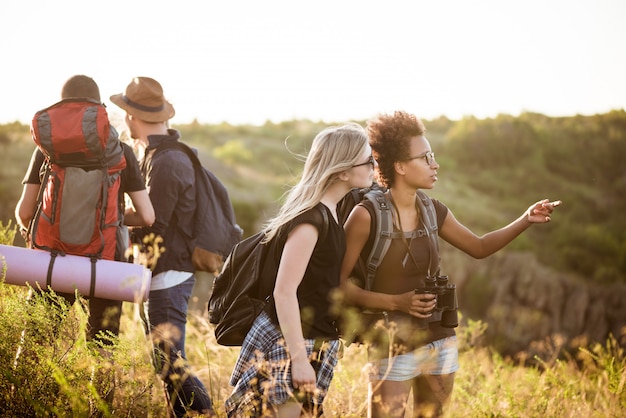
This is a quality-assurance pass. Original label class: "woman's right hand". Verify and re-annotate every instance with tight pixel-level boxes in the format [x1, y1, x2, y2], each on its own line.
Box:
[396, 291, 437, 318]
[291, 356, 318, 392]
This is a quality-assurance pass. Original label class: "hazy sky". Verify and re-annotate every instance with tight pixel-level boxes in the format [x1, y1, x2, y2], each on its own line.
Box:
[1, 0, 624, 127]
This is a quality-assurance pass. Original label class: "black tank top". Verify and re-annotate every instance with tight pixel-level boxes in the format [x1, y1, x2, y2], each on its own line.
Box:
[262, 203, 345, 339]
[358, 198, 455, 348]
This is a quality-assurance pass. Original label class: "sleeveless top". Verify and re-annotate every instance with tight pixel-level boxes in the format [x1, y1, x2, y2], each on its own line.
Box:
[357, 197, 455, 350]
[261, 203, 345, 340]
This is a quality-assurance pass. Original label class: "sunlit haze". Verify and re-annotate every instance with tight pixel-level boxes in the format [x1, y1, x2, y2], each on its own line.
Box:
[1, 0, 624, 128]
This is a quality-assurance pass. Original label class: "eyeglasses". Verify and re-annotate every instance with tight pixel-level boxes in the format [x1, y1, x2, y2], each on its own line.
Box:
[352, 155, 376, 168]
[405, 151, 436, 166]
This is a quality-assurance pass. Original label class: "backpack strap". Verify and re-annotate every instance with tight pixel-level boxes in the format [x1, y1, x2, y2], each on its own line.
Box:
[28, 160, 52, 251]
[360, 189, 439, 290]
[415, 190, 440, 276]
[338, 188, 364, 225]
[318, 203, 330, 243]
[149, 140, 203, 257]
[153, 139, 202, 169]
[362, 189, 393, 291]
[31, 163, 64, 289]
[89, 256, 98, 299]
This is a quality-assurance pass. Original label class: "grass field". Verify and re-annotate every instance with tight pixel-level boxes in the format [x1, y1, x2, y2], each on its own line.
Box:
[1, 220, 624, 417]
[1, 285, 624, 417]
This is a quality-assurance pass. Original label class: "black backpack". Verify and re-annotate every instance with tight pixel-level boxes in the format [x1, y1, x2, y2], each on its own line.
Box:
[152, 140, 242, 273]
[208, 231, 271, 346]
[208, 206, 329, 346]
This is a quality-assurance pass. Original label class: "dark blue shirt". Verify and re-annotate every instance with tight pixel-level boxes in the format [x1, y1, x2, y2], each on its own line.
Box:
[133, 130, 196, 275]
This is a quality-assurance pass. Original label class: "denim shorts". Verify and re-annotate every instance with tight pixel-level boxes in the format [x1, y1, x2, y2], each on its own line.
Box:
[368, 336, 459, 381]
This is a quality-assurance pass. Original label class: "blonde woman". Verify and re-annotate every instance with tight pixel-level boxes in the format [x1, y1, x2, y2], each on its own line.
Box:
[226, 123, 375, 417]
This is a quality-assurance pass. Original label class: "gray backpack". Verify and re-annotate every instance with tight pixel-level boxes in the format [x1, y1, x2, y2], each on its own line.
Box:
[338, 186, 440, 290]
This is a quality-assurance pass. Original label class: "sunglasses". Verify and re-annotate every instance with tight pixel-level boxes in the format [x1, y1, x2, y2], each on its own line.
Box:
[405, 151, 436, 166]
[352, 155, 376, 168]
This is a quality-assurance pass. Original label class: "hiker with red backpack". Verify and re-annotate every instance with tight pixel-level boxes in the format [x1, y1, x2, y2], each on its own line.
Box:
[110, 76, 215, 417]
[339, 110, 562, 417]
[15, 74, 154, 344]
[14, 74, 154, 410]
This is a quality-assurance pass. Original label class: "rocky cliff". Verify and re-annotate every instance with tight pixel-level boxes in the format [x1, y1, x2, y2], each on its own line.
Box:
[442, 245, 626, 358]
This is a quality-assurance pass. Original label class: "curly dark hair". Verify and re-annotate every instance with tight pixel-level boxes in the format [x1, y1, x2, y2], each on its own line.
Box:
[367, 110, 426, 188]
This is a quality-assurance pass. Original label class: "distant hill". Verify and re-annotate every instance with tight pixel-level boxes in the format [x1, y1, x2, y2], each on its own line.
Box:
[2, 111, 625, 285]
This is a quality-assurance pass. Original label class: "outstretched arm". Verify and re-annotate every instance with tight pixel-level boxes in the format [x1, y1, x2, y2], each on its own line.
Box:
[439, 199, 562, 259]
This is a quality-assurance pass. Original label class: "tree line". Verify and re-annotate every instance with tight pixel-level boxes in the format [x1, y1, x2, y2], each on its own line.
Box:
[1, 110, 624, 284]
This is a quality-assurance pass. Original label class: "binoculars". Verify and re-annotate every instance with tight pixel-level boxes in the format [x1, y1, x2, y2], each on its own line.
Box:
[415, 275, 458, 328]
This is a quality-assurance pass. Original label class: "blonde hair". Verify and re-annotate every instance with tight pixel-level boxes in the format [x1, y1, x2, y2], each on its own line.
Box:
[263, 122, 369, 242]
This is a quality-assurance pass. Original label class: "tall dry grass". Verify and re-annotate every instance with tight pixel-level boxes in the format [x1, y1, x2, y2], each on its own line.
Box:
[1, 284, 625, 417]
[1, 217, 624, 417]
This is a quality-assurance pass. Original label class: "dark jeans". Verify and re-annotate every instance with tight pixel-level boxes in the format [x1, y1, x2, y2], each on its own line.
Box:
[52, 291, 122, 345]
[147, 275, 213, 416]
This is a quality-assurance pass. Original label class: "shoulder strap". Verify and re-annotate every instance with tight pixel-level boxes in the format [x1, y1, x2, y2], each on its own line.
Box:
[360, 189, 440, 290]
[153, 139, 200, 167]
[318, 203, 330, 243]
[338, 187, 363, 225]
[415, 189, 440, 276]
[28, 160, 53, 252]
[362, 189, 393, 291]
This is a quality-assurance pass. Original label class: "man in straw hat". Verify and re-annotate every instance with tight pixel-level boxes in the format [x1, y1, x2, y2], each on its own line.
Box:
[111, 77, 214, 416]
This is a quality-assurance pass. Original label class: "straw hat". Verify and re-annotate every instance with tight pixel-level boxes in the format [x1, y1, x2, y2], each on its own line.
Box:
[110, 77, 175, 122]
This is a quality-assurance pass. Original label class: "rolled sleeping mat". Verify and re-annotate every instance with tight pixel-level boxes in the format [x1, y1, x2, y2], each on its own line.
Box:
[0, 244, 151, 302]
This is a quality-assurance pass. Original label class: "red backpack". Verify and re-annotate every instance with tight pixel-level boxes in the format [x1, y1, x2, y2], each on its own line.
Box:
[29, 98, 126, 264]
